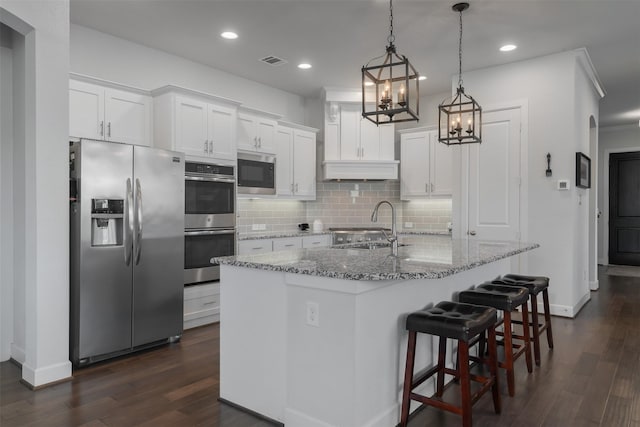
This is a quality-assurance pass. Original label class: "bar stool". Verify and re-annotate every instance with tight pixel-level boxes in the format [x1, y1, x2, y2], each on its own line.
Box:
[498, 274, 554, 366]
[400, 301, 501, 427]
[459, 283, 533, 397]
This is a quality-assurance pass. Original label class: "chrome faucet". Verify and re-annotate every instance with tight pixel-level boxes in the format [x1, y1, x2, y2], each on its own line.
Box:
[371, 200, 398, 256]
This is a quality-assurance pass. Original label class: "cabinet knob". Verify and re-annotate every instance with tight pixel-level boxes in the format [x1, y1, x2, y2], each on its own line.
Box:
[468, 230, 477, 236]
[99, 121, 104, 136]
[107, 122, 111, 138]
[204, 140, 209, 153]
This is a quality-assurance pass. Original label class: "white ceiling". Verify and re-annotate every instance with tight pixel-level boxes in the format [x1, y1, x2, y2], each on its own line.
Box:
[70, 0, 640, 127]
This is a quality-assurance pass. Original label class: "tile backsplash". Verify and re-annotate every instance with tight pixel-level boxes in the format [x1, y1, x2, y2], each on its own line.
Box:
[237, 181, 452, 234]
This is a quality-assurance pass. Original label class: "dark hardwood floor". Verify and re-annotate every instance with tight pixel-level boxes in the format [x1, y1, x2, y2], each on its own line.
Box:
[1, 267, 639, 426]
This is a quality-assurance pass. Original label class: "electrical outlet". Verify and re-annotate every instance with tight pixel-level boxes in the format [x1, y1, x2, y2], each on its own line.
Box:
[306, 301, 319, 327]
[404, 222, 414, 228]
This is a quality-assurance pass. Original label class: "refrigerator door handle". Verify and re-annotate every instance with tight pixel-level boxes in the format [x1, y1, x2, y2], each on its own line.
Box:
[134, 178, 143, 265]
[124, 178, 133, 265]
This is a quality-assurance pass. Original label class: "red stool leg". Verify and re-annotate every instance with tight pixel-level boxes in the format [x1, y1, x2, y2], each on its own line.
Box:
[400, 331, 417, 427]
[529, 293, 541, 366]
[487, 325, 501, 414]
[458, 340, 472, 427]
[542, 289, 554, 349]
[436, 336, 447, 397]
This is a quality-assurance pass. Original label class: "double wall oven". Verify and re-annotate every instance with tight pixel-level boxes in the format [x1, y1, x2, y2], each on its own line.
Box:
[184, 161, 236, 285]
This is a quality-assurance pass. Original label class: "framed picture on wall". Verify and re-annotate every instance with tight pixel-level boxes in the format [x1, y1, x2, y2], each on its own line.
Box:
[576, 152, 591, 189]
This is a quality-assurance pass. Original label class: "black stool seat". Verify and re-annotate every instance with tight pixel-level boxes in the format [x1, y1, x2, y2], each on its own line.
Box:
[459, 283, 529, 312]
[406, 301, 497, 342]
[499, 274, 549, 295]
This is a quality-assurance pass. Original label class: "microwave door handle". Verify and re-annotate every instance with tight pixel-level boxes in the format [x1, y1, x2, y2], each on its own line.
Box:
[134, 178, 143, 265]
[184, 176, 236, 184]
[184, 229, 236, 236]
[124, 178, 133, 265]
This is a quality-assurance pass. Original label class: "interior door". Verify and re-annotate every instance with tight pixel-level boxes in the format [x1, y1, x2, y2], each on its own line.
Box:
[132, 146, 185, 346]
[609, 151, 640, 266]
[467, 107, 521, 241]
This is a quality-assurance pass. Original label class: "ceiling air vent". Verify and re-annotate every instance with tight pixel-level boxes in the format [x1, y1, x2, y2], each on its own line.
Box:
[260, 55, 288, 66]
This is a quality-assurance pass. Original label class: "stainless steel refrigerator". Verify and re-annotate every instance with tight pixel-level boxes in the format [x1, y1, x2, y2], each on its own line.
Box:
[70, 139, 184, 367]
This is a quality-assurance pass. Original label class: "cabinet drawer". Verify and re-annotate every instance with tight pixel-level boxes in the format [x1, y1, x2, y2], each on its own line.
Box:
[184, 282, 220, 300]
[184, 292, 219, 315]
[302, 235, 331, 248]
[238, 239, 273, 254]
[273, 237, 303, 251]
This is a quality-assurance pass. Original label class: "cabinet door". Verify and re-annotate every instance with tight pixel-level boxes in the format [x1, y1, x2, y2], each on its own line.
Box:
[208, 103, 236, 161]
[256, 118, 277, 154]
[69, 80, 104, 140]
[400, 132, 430, 199]
[429, 131, 453, 197]
[105, 88, 152, 146]
[293, 130, 316, 198]
[175, 96, 209, 158]
[378, 124, 395, 160]
[339, 105, 361, 160]
[237, 113, 257, 151]
[272, 237, 303, 252]
[275, 127, 294, 196]
[359, 117, 380, 160]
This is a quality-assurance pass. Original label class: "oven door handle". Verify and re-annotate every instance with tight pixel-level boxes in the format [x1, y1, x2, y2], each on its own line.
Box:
[185, 175, 236, 184]
[185, 229, 236, 236]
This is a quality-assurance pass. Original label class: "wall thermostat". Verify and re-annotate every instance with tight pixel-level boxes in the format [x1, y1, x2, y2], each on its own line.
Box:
[557, 179, 570, 190]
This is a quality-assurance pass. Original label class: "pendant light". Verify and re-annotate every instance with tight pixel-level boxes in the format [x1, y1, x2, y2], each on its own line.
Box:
[438, 2, 482, 145]
[362, 0, 420, 125]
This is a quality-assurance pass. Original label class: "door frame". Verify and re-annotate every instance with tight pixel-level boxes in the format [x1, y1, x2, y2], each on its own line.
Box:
[454, 99, 529, 270]
[603, 147, 640, 265]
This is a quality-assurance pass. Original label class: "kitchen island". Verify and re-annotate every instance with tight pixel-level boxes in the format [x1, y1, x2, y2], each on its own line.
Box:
[215, 235, 538, 427]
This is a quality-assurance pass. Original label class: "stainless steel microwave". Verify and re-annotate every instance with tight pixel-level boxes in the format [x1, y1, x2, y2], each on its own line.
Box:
[237, 152, 276, 195]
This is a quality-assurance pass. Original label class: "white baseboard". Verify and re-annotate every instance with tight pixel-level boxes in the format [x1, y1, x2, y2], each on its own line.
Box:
[285, 403, 397, 427]
[10, 343, 25, 364]
[285, 408, 335, 427]
[22, 360, 72, 388]
[590, 279, 599, 291]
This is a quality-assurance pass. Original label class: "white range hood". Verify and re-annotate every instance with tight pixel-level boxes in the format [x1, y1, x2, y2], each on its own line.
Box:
[322, 87, 399, 181]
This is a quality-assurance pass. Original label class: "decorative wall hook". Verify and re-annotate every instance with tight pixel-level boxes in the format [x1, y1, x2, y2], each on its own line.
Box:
[546, 153, 552, 177]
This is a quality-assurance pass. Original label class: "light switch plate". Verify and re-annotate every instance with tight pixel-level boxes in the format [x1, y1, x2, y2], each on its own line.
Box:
[557, 180, 570, 190]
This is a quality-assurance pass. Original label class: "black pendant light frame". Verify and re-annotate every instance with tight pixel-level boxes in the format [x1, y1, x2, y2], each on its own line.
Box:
[438, 2, 482, 145]
[362, 0, 420, 125]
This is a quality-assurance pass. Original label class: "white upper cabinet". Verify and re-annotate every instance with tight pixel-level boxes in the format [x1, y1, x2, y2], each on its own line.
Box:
[322, 88, 399, 180]
[70, 78, 152, 146]
[275, 122, 318, 200]
[153, 86, 240, 162]
[237, 108, 279, 154]
[331, 104, 394, 162]
[400, 127, 452, 200]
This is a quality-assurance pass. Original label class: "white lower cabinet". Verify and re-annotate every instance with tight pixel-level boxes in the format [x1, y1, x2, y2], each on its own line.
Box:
[184, 282, 220, 329]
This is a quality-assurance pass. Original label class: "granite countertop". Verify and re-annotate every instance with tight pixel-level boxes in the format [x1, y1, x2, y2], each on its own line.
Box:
[215, 234, 539, 281]
[237, 229, 450, 241]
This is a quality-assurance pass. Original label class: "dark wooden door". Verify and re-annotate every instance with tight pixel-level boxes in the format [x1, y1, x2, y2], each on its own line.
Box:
[609, 151, 640, 266]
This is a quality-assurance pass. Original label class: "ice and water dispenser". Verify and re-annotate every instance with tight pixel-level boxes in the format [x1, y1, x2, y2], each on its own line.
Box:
[91, 198, 124, 246]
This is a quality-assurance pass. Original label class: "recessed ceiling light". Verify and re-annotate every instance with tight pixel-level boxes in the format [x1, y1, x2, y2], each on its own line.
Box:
[298, 63, 312, 70]
[500, 44, 517, 52]
[221, 31, 238, 40]
[418, 76, 427, 81]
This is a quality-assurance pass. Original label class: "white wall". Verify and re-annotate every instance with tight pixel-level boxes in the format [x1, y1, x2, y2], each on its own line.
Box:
[0, 41, 14, 362]
[597, 125, 640, 263]
[455, 50, 602, 317]
[1, 0, 72, 386]
[70, 24, 306, 124]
